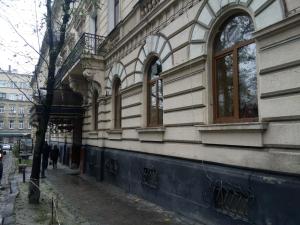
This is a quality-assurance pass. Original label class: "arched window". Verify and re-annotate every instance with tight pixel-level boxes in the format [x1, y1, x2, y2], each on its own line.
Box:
[213, 14, 258, 123]
[92, 90, 99, 130]
[113, 77, 122, 129]
[147, 57, 163, 127]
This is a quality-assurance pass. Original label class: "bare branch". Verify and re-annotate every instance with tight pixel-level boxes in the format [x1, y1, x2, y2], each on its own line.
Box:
[34, 0, 42, 51]
[0, 15, 49, 68]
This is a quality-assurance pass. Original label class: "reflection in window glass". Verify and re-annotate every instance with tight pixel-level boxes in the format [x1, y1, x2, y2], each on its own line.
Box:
[148, 58, 163, 126]
[215, 15, 254, 53]
[213, 14, 257, 123]
[238, 43, 258, 118]
[216, 55, 234, 117]
[114, 78, 122, 129]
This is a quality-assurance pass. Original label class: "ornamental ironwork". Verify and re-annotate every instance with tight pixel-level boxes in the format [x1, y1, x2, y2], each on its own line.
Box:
[55, 33, 105, 85]
[141, 167, 159, 189]
[211, 181, 254, 221]
[105, 158, 119, 175]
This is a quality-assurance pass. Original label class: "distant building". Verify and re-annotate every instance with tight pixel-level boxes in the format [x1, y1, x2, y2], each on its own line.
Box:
[0, 67, 32, 145]
[32, 0, 300, 224]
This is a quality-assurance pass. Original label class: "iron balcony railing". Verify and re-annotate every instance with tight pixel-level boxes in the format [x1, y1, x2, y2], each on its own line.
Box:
[55, 33, 105, 84]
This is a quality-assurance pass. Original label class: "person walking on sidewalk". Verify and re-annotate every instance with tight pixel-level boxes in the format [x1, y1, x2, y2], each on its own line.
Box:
[41, 141, 50, 178]
[51, 145, 59, 169]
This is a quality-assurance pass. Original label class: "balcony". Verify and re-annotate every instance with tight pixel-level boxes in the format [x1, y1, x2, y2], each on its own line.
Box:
[55, 33, 105, 85]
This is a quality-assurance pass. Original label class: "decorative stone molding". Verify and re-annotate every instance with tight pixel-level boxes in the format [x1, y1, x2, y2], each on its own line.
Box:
[134, 34, 173, 83]
[87, 80, 101, 104]
[140, 0, 161, 18]
[196, 122, 268, 147]
[105, 0, 198, 68]
[83, 69, 97, 81]
[106, 62, 127, 95]
[107, 129, 123, 140]
[136, 127, 165, 142]
[189, 0, 285, 59]
[68, 75, 89, 104]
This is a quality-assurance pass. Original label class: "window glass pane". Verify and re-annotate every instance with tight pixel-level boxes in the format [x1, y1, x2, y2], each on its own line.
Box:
[148, 57, 163, 126]
[216, 54, 234, 117]
[93, 91, 99, 130]
[238, 43, 258, 118]
[158, 79, 163, 125]
[114, 0, 119, 25]
[149, 59, 162, 81]
[114, 78, 121, 129]
[149, 82, 157, 125]
[215, 15, 254, 52]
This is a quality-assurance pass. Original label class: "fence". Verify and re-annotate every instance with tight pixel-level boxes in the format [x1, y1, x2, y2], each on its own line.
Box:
[29, 179, 61, 225]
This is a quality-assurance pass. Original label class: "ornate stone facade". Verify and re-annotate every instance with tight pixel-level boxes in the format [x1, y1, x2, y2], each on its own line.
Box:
[36, 0, 300, 224]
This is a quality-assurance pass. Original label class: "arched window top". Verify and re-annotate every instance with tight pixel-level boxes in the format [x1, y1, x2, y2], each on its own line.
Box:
[113, 77, 121, 91]
[148, 57, 162, 81]
[213, 14, 258, 123]
[215, 14, 254, 53]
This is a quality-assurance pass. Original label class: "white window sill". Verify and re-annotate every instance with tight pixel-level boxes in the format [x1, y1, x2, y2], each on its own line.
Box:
[136, 127, 165, 142]
[107, 129, 123, 140]
[195, 122, 268, 147]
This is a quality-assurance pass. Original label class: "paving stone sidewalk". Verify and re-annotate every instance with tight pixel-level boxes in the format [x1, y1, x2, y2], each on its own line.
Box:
[0, 152, 18, 225]
[45, 164, 201, 225]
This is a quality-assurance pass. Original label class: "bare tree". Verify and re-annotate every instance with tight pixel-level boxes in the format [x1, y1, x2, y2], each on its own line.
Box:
[0, 0, 102, 203]
[27, 0, 74, 204]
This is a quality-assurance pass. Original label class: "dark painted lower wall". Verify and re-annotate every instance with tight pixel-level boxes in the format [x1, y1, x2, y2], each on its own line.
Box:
[83, 146, 300, 225]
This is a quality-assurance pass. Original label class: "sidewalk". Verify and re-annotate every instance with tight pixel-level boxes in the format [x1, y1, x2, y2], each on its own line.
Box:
[0, 152, 18, 225]
[45, 164, 200, 225]
[15, 165, 89, 225]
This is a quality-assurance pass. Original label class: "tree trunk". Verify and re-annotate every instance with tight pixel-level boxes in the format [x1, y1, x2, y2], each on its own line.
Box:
[28, 115, 50, 203]
[28, 0, 72, 204]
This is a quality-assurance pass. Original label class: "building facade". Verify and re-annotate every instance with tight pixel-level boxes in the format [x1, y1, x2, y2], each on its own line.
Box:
[0, 68, 32, 145]
[34, 0, 300, 224]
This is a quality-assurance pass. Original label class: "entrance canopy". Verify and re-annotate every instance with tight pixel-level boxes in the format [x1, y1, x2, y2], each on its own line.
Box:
[30, 88, 84, 128]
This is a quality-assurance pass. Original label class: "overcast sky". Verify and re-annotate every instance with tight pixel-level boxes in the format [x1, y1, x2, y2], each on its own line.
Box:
[0, 0, 45, 75]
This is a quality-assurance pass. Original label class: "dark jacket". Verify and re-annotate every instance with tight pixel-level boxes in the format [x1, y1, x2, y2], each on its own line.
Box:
[51, 146, 59, 161]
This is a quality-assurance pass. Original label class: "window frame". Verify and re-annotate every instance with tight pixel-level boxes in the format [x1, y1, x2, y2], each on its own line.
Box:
[9, 120, 14, 129]
[19, 120, 24, 129]
[114, 0, 120, 26]
[113, 77, 122, 129]
[212, 15, 258, 124]
[92, 90, 99, 130]
[146, 57, 163, 127]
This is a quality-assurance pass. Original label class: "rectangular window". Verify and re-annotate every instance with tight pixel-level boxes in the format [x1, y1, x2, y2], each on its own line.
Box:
[9, 81, 16, 88]
[28, 122, 31, 129]
[9, 120, 14, 129]
[0, 121, 3, 129]
[19, 120, 24, 129]
[19, 107, 25, 115]
[0, 106, 4, 113]
[7, 94, 16, 101]
[114, 0, 119, 26]
[0, 93, 6, 99]
[0, 80, 8, 87]
[10, 105, 16, 114]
